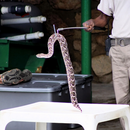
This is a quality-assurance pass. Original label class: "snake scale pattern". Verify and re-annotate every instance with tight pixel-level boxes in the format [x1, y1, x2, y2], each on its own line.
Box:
[36, 33, 82, 112]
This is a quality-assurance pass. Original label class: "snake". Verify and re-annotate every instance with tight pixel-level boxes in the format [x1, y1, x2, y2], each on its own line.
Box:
[36, 33, 82, 112]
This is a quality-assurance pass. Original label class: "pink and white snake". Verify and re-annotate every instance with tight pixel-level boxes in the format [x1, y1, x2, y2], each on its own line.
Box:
[36, 33, 82, 112]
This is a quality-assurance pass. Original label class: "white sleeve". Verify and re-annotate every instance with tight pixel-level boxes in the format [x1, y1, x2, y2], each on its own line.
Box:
[97, 0, 113, 16]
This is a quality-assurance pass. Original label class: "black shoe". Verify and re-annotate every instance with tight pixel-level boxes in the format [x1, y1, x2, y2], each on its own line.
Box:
[0, 68, 23, 85]
[0, 69, 32, 85]
[20, 69, 32, 82]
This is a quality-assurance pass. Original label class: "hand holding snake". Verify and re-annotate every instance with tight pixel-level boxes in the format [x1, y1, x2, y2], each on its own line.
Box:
[36, 33, 82, 112]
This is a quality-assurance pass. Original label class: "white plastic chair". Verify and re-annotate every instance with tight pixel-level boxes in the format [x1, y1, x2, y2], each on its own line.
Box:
[0, 102, 130, 130]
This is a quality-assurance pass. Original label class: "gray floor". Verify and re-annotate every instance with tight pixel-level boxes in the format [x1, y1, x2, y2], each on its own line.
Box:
[92, 83, 122, 130]
[70, 82, 123, 130]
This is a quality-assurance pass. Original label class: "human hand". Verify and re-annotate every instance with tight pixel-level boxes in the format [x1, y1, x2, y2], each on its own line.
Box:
[82, 19, 94, 32]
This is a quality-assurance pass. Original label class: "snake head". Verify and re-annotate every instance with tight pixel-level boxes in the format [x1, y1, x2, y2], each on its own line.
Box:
[36, 53, 51, 58]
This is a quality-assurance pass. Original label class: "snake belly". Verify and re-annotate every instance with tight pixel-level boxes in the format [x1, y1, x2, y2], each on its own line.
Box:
[36, 33, 82, 112]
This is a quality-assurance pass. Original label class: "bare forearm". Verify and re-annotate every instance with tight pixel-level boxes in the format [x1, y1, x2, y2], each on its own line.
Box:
[93, 14, 109, 27]
[83, 12, 110, 31]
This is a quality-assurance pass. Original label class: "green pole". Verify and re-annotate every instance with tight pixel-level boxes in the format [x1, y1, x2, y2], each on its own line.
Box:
[81, 0, 91, 74]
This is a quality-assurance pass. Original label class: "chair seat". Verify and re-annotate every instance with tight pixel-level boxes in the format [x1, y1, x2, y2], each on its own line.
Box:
[0, 102, 130, 130]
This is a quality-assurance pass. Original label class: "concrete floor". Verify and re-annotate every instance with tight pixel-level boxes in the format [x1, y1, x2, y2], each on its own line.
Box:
[70, 82, 123, 130]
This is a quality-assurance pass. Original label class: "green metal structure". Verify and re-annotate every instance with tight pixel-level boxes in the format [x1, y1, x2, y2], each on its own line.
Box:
[0, 39, 66, 73]
[81, 0, 91, 74]
[0, 40, 10, 70]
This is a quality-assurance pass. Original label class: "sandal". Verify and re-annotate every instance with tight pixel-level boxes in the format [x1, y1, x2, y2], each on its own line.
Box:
[0, 68, 23, 85]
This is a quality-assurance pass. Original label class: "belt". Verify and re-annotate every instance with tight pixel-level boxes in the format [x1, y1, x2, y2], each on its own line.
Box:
[111, 38, 130, 47]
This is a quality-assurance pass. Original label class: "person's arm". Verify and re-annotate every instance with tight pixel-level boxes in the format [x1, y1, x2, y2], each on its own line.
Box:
[83, 12, 110, 32]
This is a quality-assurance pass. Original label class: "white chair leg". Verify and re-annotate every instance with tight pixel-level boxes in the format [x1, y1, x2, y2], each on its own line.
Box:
[80, 118, 97, 130]
[35, 122, 47, 130]
[123, 117, 129, 130]
[0, 119, 9, 130]
[123, 115, 130, 130]
[122, 108, 130, 130]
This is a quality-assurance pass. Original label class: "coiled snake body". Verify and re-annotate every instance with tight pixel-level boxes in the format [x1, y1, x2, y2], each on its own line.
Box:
[36, 33, 82, 112]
